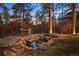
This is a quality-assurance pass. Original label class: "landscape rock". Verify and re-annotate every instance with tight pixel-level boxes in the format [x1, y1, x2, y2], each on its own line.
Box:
[0, 34, 60, 56]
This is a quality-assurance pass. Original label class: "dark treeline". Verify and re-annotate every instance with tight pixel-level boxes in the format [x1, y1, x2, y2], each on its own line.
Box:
[0, 3, 78, 35]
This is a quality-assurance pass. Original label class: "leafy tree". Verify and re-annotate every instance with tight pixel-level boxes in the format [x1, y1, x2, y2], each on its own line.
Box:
[1, 8, 10, 24]
[12, 3, 36, 21]
[0, 3, 9, 24]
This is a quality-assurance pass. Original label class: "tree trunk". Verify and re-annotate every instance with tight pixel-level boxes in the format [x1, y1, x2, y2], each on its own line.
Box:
[72, 3, 76, 34]
[23, 4, 25, 20]
[49, 3, 53, 34]
[61, 3, 64, 34]
[53, 4, 55, 33]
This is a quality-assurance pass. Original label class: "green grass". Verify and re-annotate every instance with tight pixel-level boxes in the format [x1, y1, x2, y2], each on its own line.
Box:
[43, 34, 79, 56]
[0, 36, 11, 46]
[60, 35, 79, 55]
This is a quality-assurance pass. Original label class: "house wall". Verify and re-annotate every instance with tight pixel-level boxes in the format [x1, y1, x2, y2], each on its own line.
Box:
[61, 19, 79, 34]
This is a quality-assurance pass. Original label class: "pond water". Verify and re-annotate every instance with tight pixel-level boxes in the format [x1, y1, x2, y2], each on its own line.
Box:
[30, 39, 48, 55]
[30, 38, 48, 49]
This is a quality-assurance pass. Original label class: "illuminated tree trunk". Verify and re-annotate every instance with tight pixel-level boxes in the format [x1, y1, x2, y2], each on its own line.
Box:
[73, 3, 76, 34]
[53, 4, 55, 33]
[61, 3, 64, 34]
[49, 3, 53, 34]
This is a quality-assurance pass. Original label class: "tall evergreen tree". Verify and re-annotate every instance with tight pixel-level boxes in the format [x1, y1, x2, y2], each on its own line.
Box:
[72, 3, 76, 34]
[12, 3, 36, 21]
[49, 3, 53, 34]
[41, 3, 53, 34]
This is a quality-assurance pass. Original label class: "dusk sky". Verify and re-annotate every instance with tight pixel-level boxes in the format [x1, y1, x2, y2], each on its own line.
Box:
[0, 3, 41, 16]
[0, 3, 64, 19]
[5, 3, 15, 15]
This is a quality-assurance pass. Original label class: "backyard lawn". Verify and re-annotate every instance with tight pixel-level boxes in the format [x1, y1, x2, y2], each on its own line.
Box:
[42, 34, 79, 56]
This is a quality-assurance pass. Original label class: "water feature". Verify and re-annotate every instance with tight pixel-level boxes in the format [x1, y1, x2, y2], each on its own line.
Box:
[30, 38, 48, 55]
[31, 38, 48, 49]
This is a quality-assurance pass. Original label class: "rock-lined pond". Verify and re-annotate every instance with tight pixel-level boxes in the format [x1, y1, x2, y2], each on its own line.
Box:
[0, 34, 79, 56]
[0, 34, 61, 56]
